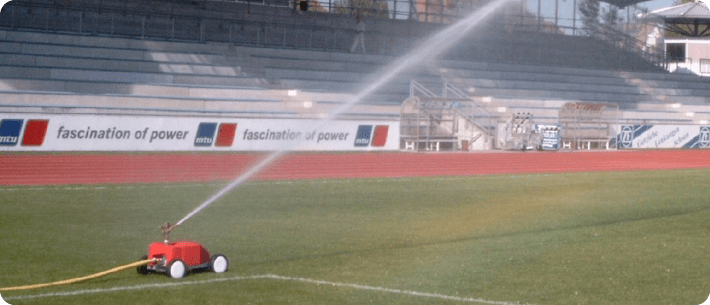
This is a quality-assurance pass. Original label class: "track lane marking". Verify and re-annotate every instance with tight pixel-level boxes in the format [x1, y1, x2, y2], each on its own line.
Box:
[3, 168, 710, 192]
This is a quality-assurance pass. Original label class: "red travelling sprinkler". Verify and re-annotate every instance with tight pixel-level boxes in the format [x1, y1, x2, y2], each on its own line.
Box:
[136, 222, 228, 279]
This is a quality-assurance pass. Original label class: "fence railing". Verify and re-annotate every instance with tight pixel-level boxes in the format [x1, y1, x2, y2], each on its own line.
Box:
[0, 1, 360, 51]
[502, 14, 668, 70]
[1, 0, 668, 69]
[586, 20, 668, 70]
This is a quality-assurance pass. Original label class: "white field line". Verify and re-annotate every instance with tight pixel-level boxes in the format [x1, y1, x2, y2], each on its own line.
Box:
[265, 274, 532, 305]
[2, 274, 533, 305]
[1, 275, 269, 301]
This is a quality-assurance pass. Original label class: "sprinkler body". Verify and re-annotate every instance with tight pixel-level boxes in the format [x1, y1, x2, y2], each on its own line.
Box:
[138, 241, 228, 278]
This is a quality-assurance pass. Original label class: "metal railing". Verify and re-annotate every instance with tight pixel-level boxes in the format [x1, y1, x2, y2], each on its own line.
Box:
[407, 80, 496, 135]
[502, 14, 669, 70]
[442, 82, 495, 137]
[0, 1, 359, 51]
[585, 20, 668, 70]
[172, 0, 483, 23]
[0, 0, 668, 69]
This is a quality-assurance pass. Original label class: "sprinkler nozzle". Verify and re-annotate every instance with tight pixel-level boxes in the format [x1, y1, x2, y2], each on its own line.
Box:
[160, 222, 176, 244]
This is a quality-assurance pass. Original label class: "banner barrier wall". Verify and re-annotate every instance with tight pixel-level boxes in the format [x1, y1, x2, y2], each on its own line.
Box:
[614, 125, 710, 149]
[0, 114, 400, 151]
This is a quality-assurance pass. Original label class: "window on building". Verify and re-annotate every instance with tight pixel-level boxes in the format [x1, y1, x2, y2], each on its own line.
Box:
[701, 59, 710, 74]
[666, 43, 686, 62]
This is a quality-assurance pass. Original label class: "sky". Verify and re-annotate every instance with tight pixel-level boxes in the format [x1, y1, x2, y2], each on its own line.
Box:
[639, 0, 677, 11]
[525, 0, 679, 32]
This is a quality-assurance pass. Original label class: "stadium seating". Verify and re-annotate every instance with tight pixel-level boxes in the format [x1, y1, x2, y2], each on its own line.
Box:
[1, 0, 710, 130]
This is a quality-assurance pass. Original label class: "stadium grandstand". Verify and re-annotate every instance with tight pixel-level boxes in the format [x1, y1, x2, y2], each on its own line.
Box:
[1, 0, 710, 151]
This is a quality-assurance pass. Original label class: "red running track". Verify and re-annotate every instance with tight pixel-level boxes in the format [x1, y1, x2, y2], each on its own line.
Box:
[2, 150, 710, 186]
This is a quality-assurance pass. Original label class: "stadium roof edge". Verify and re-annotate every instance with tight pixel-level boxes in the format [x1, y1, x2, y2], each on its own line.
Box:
[599, 0, 653, 8]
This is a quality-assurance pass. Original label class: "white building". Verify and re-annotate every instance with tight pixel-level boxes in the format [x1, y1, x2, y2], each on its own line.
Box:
[645, 1, 710, 76]
[664, 38, 710, 76]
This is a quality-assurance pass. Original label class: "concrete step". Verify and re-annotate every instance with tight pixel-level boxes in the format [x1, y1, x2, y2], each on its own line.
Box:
[441, 65, 628, 87]
[457, 78, 640, 95]
[265, 67, 377, 83]
[0, 40, 144, 61]
[254, 56, 382, 74]
[277, 78, 410, 97]
[0, 77, 371, 102]
[0, 29, 230, 55]
[0, 37, 261, 68]
[622, 70, 710, 83]
[442, 59, 611, 79]
[619, 110, 703, 122]
[0, 53, 254, 78]
[0, 77, 404, 111]
[0, 90, 400, 119]
[0, 91, 287, 112]
[243, 44, 395, 65]
[625, 78, 710, 94]
[0, 65, 271, 87]
[470, 87, 652, 104]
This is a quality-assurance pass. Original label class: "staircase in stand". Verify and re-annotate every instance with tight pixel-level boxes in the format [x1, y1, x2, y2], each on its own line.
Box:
[400, 80, 498, 151]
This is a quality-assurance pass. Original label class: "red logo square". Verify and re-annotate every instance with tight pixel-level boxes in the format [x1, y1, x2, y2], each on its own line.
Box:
[371, 125, 389, 147]
[22, 120, 49, 146]
[215, 123, 237, 147]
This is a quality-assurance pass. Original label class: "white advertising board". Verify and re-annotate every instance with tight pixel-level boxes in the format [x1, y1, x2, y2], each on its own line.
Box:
[535, 124, 561, 150]
[615, 125, 710, 149]
[0, 114, 400, 151]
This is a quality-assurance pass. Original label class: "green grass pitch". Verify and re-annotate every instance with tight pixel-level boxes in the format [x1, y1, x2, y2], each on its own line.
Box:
[2, 169, 710, 304]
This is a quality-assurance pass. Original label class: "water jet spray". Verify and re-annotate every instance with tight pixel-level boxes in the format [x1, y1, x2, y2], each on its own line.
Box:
[143, 0, 515, 278]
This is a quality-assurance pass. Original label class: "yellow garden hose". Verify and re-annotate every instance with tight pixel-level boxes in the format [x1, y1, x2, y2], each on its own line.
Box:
[0, 258, 157, 292]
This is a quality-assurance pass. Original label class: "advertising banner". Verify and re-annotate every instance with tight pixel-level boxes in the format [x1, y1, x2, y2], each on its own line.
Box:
[615, 125, 710, 149]
[0, 114, 400, 151]
[535, 124, 560, 151]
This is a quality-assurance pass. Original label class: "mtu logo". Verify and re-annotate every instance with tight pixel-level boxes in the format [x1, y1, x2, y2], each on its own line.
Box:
[194, 122, 237, 147]
[354, 125, 389, 147]
[0, 119, 49, 146]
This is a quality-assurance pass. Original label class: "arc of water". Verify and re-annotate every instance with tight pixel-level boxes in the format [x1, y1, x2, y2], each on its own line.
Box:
[173, 0, 515, 228]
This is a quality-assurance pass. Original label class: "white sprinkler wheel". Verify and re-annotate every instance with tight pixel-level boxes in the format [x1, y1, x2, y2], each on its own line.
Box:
[168, 260, 186, 279]
[211, 255, 229, 273]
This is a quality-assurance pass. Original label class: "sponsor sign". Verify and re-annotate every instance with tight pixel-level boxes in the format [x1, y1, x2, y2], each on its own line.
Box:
[194, 123, 218, 147]
[0, 119, 49, 147]
[0, 114, 399, 151]
[615, 125, 710, 149]
[0, 119, 23, 146]
[354, 125, 389, 147]
[535, 124, 560, 150]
